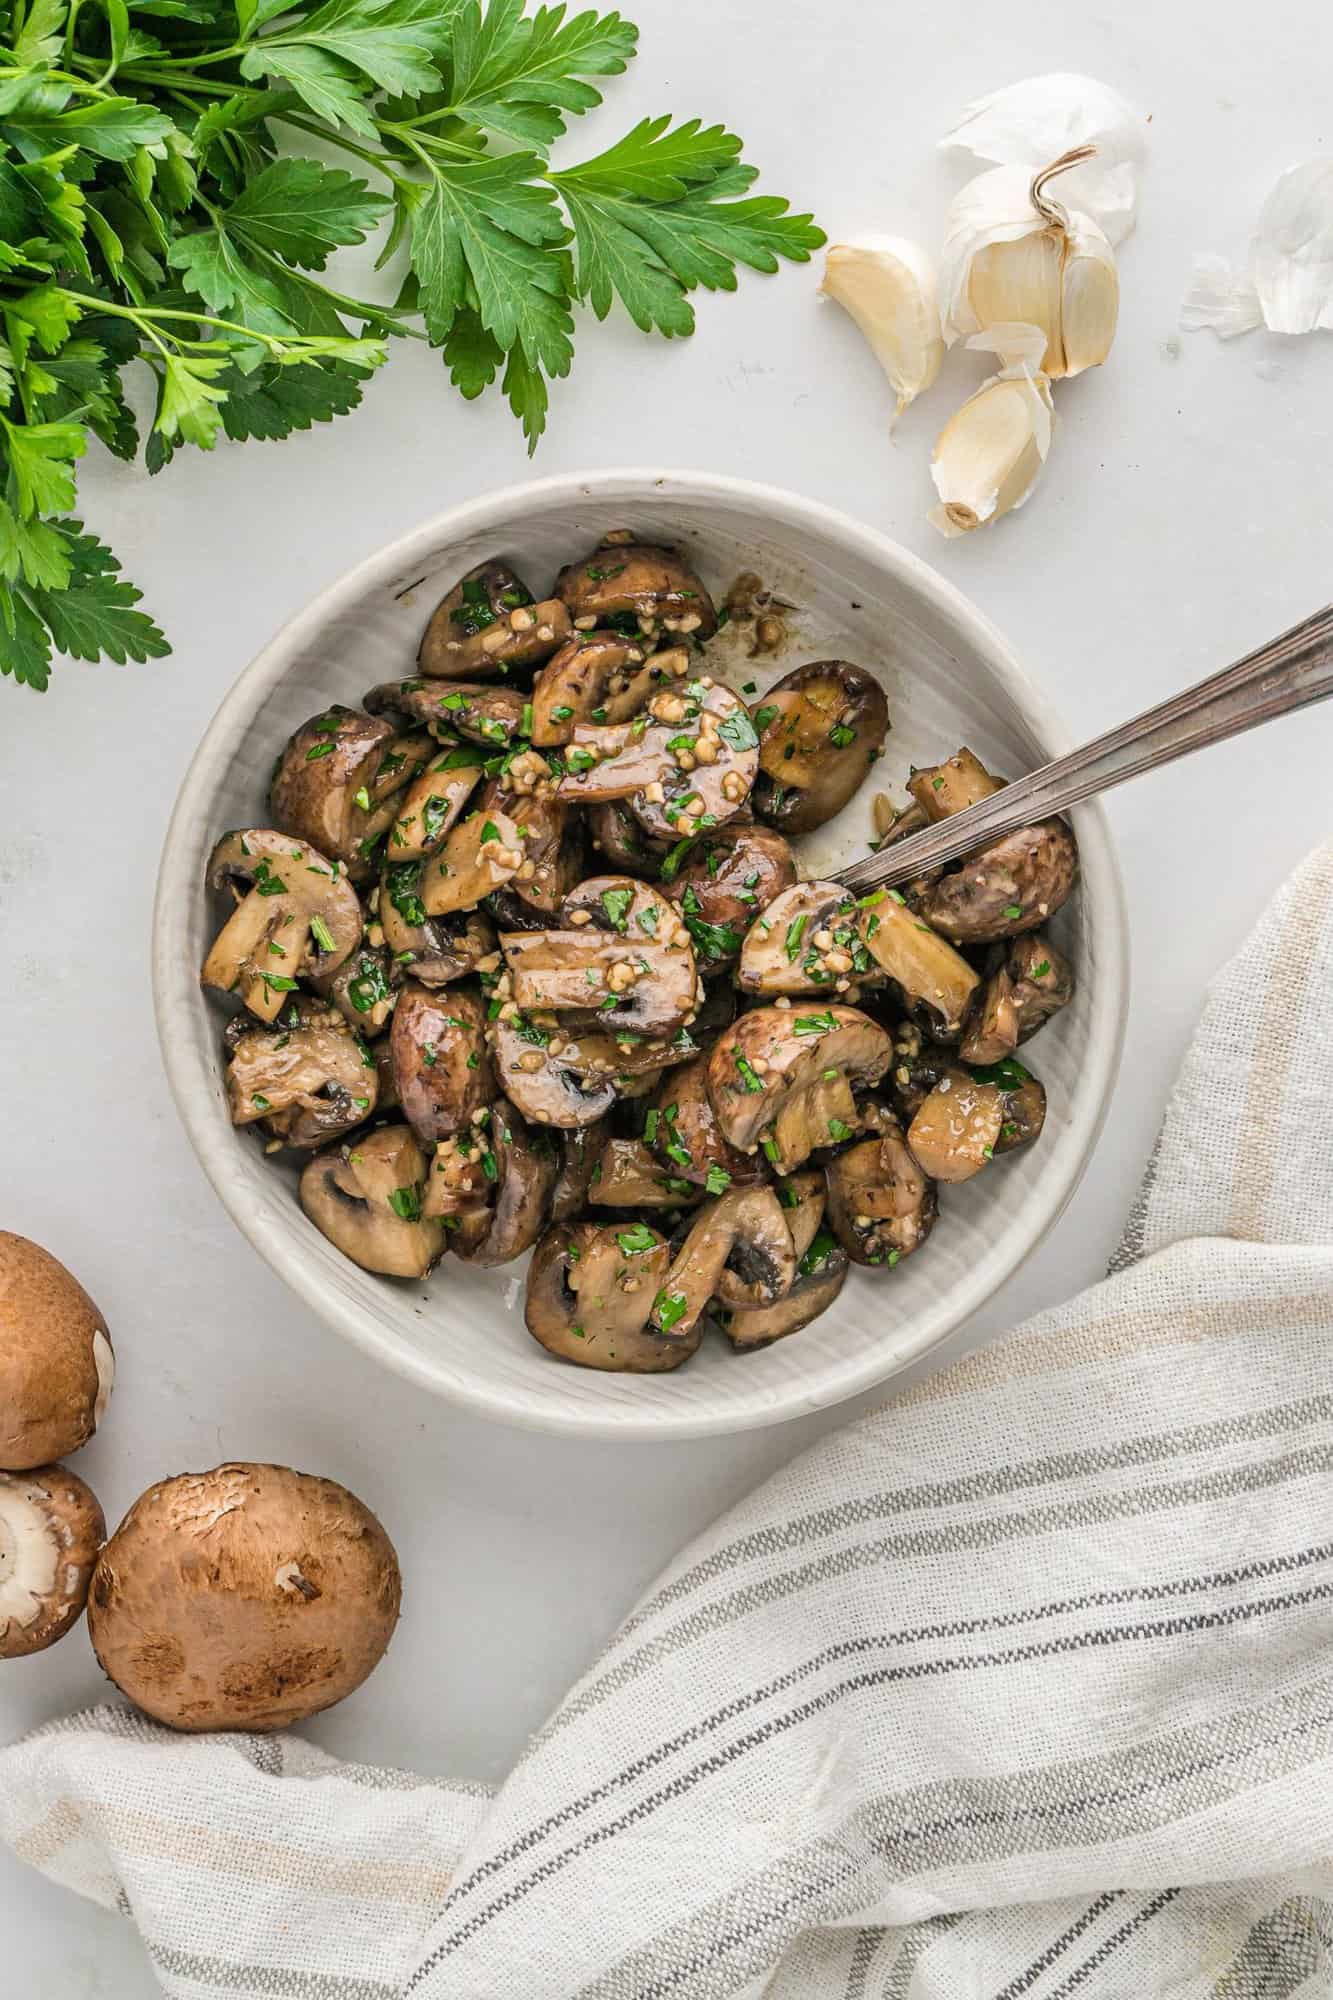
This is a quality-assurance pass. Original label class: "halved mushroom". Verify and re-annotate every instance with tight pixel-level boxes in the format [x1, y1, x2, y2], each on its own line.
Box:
[664, 823, 796, 971]
[958, 930, 1073, 1065]
[825, 1106, 937, 1265]
[587, 800, 671, 877]
[968, 1055, 1048, 1153]
[488, 1019, 617, 1128]
[0, 1464, 105, 1658]
[906, 1072, 1005, 1183]
[556, 539, 717, 642]
[379, 874, 497, 989]
[550, 1117, 612, 1221]
[225, 1002, 377, 1148]
[644, 1053, 765, 1190]
[919, 821, 1078, 944]
[418, 809, 526, 918]
[202, 830, 363, 1023]
[446, 1100, 558, 1267]
[555, 680, 759, 842]
[418, 561, 570, 681]
[500, 927, 697, 1039]
[476, 769, 584, 916]
[530, 635, 687, 746]
[310, 941, 396, 1036]
[588, 1137, 706, 1210]
[751, 662, 889, 834]
[385, 755, 484, 860]
[649, 1186, 795, 1341]
[854, 891, 979, 1040]
[738, 880, 870, 996]
[364, 679, 527, 752]
[707, 1004, 893, 1173]
[269, 708, 432, 877]
[719, 1249, 848, 1351]
[390, 983, 495, 1142]
[299, 1125, 444, 1277]
[526, 1220, 698, 1371]
[907, 747, 1004, 822]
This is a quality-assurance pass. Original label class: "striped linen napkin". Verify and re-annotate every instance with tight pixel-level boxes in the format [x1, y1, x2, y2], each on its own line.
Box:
[4, 845, 1333, 2000]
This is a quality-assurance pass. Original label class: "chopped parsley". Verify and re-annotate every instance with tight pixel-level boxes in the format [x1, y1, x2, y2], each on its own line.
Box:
[616, 1224, 658, 1256]
[735, 1053, 766, 1094]
[794, 1012, 838, 1035]
[385, 863, 426, 930]
[550, 703, 574, 721]
[798, 1226, 838, 1276]
[753, 704, 780, 732]
[304, 740, 336, 761]
[253, 859, 288, 897]
[704, 1164, 732, 1195]
[251, 1093, 271, 1111]
[388, 1186, 421, 1221]
[655, 1289, 688, 1332]
[828, 724, 856, 748]
[259, 972, 298, 993]
[1031, 960, 1052, 979]
[480, 821, 501, 844]
[520, 703, 534, 737]
[643, 1108, 660, 1146]
[827, 1118, 852, 1142]
[717, 710, 759, 752]
[600, 887, 633, 931]
[309, 914, 336, 954]
[566, 747, 598, 774]
[784, 914, 808, 961]
[1003, 904, 1024, 920]
[967, 1057, 1034, 1091]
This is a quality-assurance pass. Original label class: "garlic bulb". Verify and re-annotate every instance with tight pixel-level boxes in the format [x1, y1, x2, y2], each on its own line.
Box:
[820, 237, 945, 423]
[939, 149, 1119, 379]
[941, 73, 1146, 246]
[929, 327, 1055, 538]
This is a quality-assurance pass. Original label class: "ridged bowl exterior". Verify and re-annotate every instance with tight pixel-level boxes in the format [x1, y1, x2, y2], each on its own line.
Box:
[153, 471, 1128, 1440]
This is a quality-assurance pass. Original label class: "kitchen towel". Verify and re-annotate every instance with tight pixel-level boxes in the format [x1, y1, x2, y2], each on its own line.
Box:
[4, 844, 1333, 1999]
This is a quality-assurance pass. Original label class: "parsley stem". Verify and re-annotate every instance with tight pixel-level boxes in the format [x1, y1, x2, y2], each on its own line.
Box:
[57, 291, 381, 360]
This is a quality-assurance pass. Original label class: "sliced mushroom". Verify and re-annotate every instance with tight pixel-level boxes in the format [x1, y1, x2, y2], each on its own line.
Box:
[957, 931, 1072, 1067]
[418, 561, 570, 681]
[737, 880, 869, 996]
[907, 747, 1004, 822]
[587, 1137, 706, 1210]
[300, 1126, 444, 1277]
[500, 928, 697, 1039]
[531, 635, 688, 746]
[0, 1464, 105, 1658]
[644, 1053, 765, 1190]
[225, 1002, 377, 1148]
[476, 770, 584, 916]
[488, 1019, 618, 1128]
[958, 959, 1021, 1066]
[525, 1220, 699, 1371]
[751, 662, 889, 834]
[202, 830, 363, 1023]
[379, 875, 497, 988]
[854, 891, 980, 1040]
[390, 983, 495, 1143]
[385, 755, 484, 860]
[720, 1250, 848, 1351]
[550, 1117, 612, 1222]
[310, 942, 396, 1037]
[587, 799, 671, 877]
[364, 678, 527, 752]
[664, 823, 796, 972]
[450, 1100, 558, 1268]
[561, 874, 689, 949]
[969, 1055, 1048, 1153]
[906, 1072, 1005, 1183]
[707, 1004, 893, 1172]
[919, 821, 1078, 943]
[269, 708, 432, 877]
[825, 1107, 937, 1265]
[555, 680, 759, 842]
[418, 809, 526, 918]
[649, 1186, 795, 1340]
[555, 540, 717, 642]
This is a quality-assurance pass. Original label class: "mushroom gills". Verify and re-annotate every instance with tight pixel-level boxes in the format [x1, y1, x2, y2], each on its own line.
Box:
[0, 1464, 105, 1658]
[225, 1003, 377, 1148]
[299, 1126, 444, 1277]
[650, 1186, 795, 1340]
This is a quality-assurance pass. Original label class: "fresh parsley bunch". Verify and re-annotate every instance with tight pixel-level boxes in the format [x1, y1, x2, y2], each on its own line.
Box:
[0, 0, 822, 694]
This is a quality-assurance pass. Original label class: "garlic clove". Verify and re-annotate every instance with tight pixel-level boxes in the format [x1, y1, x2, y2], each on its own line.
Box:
[939, 165, 1048, 342]
[941, 72, 1147, 246]
[966, 229, 1065, 372]
[929, 351, 1054, 538]
[820, 236, 945, 423]
[1180, 254, 1264, 339]
[1059, 214, 1119, 375]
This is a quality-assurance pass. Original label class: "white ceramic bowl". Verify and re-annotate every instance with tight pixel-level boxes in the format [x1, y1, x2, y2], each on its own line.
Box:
[154, 470, 1127, 1440]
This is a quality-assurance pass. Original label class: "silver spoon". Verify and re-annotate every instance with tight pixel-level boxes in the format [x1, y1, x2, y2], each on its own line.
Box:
[834, 601, 1333, 896]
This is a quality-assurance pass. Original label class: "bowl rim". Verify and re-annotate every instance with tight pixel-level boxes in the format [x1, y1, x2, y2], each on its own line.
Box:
[152, 467, 1129, 1440]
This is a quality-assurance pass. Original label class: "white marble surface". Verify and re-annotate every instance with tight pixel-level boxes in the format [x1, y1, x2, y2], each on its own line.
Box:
[3, 2, 1332, 1988]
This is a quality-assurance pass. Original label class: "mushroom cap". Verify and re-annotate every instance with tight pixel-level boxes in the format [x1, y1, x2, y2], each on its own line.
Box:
[500, 928, 697, 1039]
[752, 662, 889, 834]
[666, 824, 796, 971]
[646, 1053, 765, 1190]
[587, 799, 671, 877]
[365, 678, 528, 752]
[385, 759, 484, 860]
[555, 540, 718, 638]
[907, 1074, 1005, 1183]
[525, 1221, 700, 1371]
[477, 773, 584, 916]
[488, 1020, 619, 1128]
[202, 830, 364, 1022]
[555, 681, 759, 842]
[0, 1463, 105, 1657]
[299, 1126, 444, 1277]
[825, 1110, 938, 1265]
[588, 1136, 707, 1210]
[651, 1185, 796, 1339]
[919, 820, 1078, 943]
[87, 1463, 401, 1731]
[856, 891, 979, 1041]
[225, 999, 377, 1148]
[390, 983, 495, 1142]
[452, 1099, 558, 1268]
[737, 879, 861, 996]
[707, 1004, 893, 1166]
[417, 561, 569, 681]
[530, 632, 673, 746]
[0, 1234, 114, 1470]
[720, 1258, 847, 1351]
[269, 711, 431, 878]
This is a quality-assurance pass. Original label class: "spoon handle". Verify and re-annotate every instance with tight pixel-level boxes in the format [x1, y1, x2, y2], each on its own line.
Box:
[836, 601, 1333, 896]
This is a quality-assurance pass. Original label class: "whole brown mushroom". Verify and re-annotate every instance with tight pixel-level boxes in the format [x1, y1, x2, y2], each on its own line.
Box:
[0, 1234, 114, 1471]
[0, 1464, 105, 1657]
[87, 1464, 401, 1731]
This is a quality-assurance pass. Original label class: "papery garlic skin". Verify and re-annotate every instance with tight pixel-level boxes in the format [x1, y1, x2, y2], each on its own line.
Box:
[929, 338, 1055, 538]
[1251, 160, 1333, 335]
[939, 161, 1118, 379]
[1180, 255, 1263, 339]
[941, 72, 1146, 246]
[820, 237, 945, 422]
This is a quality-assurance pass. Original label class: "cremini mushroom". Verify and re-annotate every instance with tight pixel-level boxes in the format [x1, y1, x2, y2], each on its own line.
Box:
[961, 933, 1075, 1064]
[588, 1137, 706, 1210]
[664, 823, 796, 971]
[854, 890, 980, 1040]
[555, 539, 717, 641]
[418, 560, 570, 680]
[0, 1464, 105, 1658]
[445, 1099, 558, 1267]
[488, 1018, 619, 1128]
[738, 879, 868, 996]
[300, 1125, 444, 1277]
[363, 678, 528, 753]
[555, 680, 759, 842]
[417, 807, 526, 918]
[525, 1219, 699, 1371]
[202, 829, 363, 1023]
[649, 1185, 795, 1340]
[919, 821, 1079, 943]
[500, 925, 697, 1039]
[225, 1001, 377, 1148]
[644, 1053, 764, 1190]
[751, 662, 889, 833]
[587, 799, 671, 877]
[908, 746, 1004, 821]
[310, 943, 396, 1037]
[530, 635, 687, 745]
[707, 1004, 893, 1173]
[720, 1244, 848, 1350]
[550, 1117, 612, 1221]
[270, 708, 432, 876]
[477, 768, 584, 916]
[378, 877, 497, 988]
[906, 1071, 1006, 1183]
[0, 1233, 114, 1471]
[385, 754, 484, 860]
[390, 982, 494, 1142]
[825, 1105, 938, 1265]
[87, 1463, 401, 1731]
